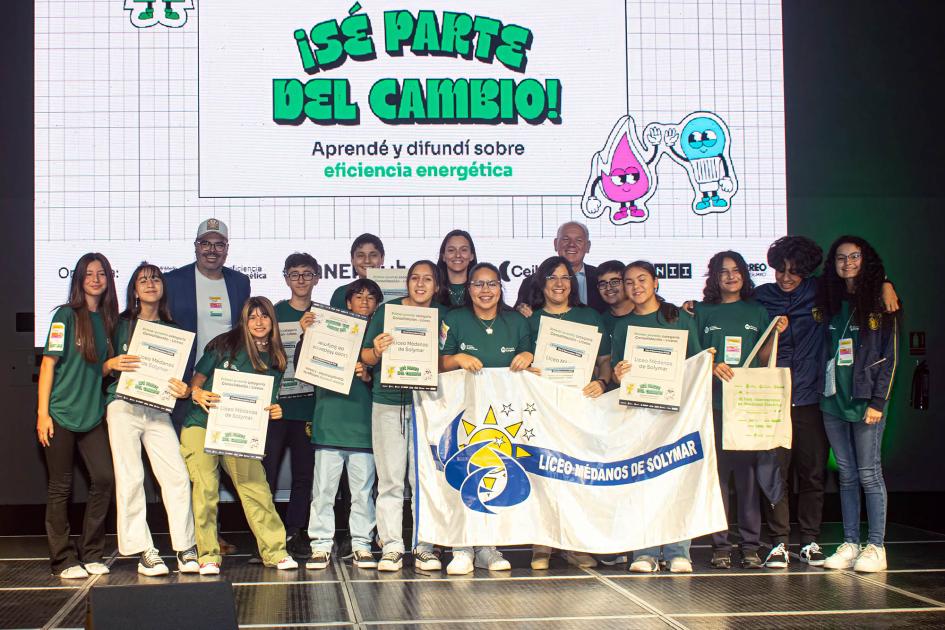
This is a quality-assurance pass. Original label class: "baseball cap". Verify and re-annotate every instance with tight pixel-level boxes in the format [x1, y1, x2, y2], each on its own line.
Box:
[196, 218, 228, 240]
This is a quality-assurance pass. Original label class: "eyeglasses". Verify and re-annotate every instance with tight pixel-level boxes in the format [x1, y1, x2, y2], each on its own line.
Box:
[835, 252, 862, 264]
[597, 279, 622, 290]
[469, 280, 500, 289]
[285, 271, 317, 281]
[545, 274, 573, 283]
[196, 240, 227, 252]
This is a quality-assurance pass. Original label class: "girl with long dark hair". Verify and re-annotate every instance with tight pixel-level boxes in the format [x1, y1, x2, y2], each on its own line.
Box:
[439, 262, 533, 574]
[103, 263, 198, 576]
[695, 250, 787, 570]
[611, 261, 703, 573]
[437, 229, 478, 306]
[180, 296, 297, 575]
[37, 253, 118, 578]
[819, 236, 899, 573]
[361, 262, 447, 572]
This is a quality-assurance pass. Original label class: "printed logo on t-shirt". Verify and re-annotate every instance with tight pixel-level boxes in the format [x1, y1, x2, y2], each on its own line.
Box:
[500, 346, 516, 353]
[48, 322, 66, 352]
[744, 324, 758, 332]
[704, 325, 721, 334]
[460, 342, 479, 351]
[209, 296, 224, 318]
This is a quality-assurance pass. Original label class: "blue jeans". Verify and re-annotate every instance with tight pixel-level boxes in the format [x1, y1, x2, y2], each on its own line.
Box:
[633, 540, 691, 562]
[822, 412, 887, 546]
[308, 448, 376, 553]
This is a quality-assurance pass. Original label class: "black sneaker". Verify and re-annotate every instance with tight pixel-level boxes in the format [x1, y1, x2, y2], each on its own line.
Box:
[800, 542, 826, 567]
[177, 545, 200, 574]
[287, 530, 311, 559]
[741, 550, 764, 569]
[764, 543, 789, 569]
[138, 548, 169, 577]
[710, 550, 732, 569]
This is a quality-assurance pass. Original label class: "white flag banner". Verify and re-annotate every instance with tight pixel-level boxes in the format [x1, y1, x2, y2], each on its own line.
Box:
[413, 350, 727, 553]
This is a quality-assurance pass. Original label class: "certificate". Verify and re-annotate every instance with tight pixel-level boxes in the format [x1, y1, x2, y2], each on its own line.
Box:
[277, 322, 315, 399]
[532, 317, 601, 388]
[116, 320, 195, 413]
[204, 369, 274, 459]
[367, 267, 408, 303]
[619, 326, 688, 411]
[380, 304, 438, 391]
[294, 303, 368, 394]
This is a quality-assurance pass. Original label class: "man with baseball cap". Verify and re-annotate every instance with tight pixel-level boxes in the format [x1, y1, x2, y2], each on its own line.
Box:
[164, 218, 251, 424]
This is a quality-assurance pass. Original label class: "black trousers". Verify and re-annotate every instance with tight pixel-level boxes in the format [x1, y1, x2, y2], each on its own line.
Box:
[711, 410, 761, 553]
[262, 420, 314, 532]
[44, 421, 114, 573]
[763, 403, 829, 545]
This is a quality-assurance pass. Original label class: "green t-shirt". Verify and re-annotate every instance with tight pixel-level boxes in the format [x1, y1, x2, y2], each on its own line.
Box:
[274, 300, 316, 421]
[183, 348, 283, 429]
[526, 306, 612, 357]
[821, 300, 867, 422]
[610, 309, 703, 365]
[43, 307, 109, 432]
[695, 300, 771, 409]
[362, 297, 449, 406]
[312, 377, 373, 450]
[440, 308, 531, 368]
[448, 283, 466, 307]
[330, 282, 356, 310]
[105, 317, 180, 407]
[601, 309, 632, 340]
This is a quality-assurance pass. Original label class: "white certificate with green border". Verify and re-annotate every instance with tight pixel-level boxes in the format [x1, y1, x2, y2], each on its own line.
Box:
[204, 369, 274, 459]
[116, 320, 194, 413]
[380, 303, 439, 391]
[619, 326, 688, 411]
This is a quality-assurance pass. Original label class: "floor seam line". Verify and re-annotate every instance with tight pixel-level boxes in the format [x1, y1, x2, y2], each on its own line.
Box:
[583, 567, 689, 630]
[335, 555, 366, 629]
[41, 548, 119, 629]
[843, 569, 945, 608]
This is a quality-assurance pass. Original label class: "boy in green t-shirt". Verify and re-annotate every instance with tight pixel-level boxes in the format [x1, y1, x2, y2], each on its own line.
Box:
[329, 233, 385, 310]
[266, 253, 320, 556]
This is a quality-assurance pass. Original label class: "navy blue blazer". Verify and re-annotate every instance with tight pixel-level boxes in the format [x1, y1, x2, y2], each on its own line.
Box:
[164, 263, 250, 422]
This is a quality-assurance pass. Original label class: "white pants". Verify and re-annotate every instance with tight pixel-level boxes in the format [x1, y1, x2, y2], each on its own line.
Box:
[371, 403, 433, 555]
[308, 448, 376, 553]
[106, 400, 195, 555]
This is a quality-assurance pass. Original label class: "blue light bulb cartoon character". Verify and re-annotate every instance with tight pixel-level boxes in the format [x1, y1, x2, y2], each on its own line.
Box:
[659, 112, 737, 214]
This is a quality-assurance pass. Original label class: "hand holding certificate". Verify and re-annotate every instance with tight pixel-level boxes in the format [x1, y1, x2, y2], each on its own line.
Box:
[294, 303, 368, 394]
[619, 326, 688, 411]
[380, 304, 438, 391]
[277, 322, 315, 399]
[203, 369, 276, 459]
[532, 317, 601, 389]
[116, 320, 195, 412]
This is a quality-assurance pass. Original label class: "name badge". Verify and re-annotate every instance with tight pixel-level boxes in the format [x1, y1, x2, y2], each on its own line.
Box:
[724, 336, 742, 365]
[838, 338, 854, 366]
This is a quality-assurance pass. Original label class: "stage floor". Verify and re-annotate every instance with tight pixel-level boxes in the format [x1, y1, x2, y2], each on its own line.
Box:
[1, 523, 944, 629]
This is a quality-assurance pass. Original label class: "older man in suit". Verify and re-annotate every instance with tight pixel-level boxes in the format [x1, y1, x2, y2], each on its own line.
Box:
[516, 221, 606, 314]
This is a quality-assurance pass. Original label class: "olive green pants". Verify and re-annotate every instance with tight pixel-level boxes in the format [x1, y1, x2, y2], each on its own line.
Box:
[180, 426, 288, 565]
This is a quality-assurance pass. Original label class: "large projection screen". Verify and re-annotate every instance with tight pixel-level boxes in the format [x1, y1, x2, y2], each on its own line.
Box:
[34, 0, 786, 345]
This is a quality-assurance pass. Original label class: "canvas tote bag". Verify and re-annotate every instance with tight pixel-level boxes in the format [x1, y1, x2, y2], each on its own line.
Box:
[722, 317, 792, 450]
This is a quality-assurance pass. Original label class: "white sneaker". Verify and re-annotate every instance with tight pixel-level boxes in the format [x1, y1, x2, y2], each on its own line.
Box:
[853, 544, 887, 573]
[137, 548, 169, 577]
[413, 550, 442, 571]
[475, 547, 511, 571]
[198, 562, 220, 575]
[275, 556, 298, 570]
[84, 562, 110, 575]
[823, 542, 860, 570]
[668, 557, 693, 573]
[629, 555, 659, 573]
[59, 565, 89, 579]
[446, 550, 475, 575]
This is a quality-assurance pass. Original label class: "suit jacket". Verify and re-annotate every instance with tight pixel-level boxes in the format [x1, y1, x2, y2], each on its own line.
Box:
[515, 262, 606, 313]
[164, 263, 251, 423]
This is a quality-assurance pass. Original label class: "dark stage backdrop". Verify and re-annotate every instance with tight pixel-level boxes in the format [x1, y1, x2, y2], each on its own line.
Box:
[1, 0, 943, 504]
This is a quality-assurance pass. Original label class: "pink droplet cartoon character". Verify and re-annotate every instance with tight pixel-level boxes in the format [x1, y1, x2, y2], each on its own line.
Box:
[582, 116, 659, 225]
